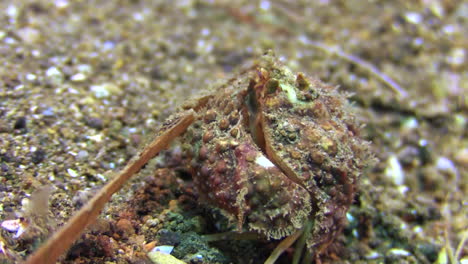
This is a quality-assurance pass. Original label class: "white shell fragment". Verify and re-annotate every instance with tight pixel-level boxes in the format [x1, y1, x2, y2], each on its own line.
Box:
[147, 251, 185, 264]
[388, 248, 411, 257]
[1, 219, 20, 232]
[150, 245, 174, 255]
[385, 155, 405, 185]
[255, 155, 275, 168]
[1, 219, 26, 238]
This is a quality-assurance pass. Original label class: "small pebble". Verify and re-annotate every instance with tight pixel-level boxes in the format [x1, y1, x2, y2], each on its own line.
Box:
[76, 64, 93, 74]
[1, 163, 10, 174]
[385, 155, 405, 185]
[146, 218, 160, 227]
[87, 133, 103, 142]
[6, 5, 18, 19]
[90, 84, 110, 98]
[454, 148, 468, 166]
[25, 73, 37, 81]
[72, 189, 92, 208]
[42, 107, 55, 117]
[16, 27, 41, 44]
[46, 66, 64, 85]
[76, 150, 89, 161]
[13, 116, 27, 130]
[149, 66, 164, 80]
[116, 219, 135, 237]
[31, 149, 46, 164]
[429, 1, 445, 18]
[89, 218, 111, 234]
[435, 157, 457, 175]
[54, 0, 69, 9]
[90, 82, 121, 98]
[388, 248, 411, 257]
[67, 168, 79, 177]
[1, 219, 20, 232]
[365, 250, 382, 259]
[147, 251, 185, 264]
[401, 117, 418, 130]
[404, 12, 423, 24]
[70, 72, 87, 82]
[151, 245, 174, 254]
[346, 212, 355, 223]
[85, 117, 104, 130]
[446, 48, 465, 67]
[0, 119, 10, 133]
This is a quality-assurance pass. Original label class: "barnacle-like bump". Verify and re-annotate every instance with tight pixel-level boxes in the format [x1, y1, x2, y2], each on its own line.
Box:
[204, 109, 217, 123]
[230, 128, 239, 138]
[219, 118, 229, 130]
[198, 146, 208, 160]
[265, 78, 280, 94]
[296, 72, 309, 90]
[215, 140, 229, 153]
[229, 111, 239, 125]
[223, 102, 235, 115]
[202, 131, 214, 143]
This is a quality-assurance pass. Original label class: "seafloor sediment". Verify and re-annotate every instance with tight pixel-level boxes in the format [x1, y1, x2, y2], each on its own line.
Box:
[0, 1, 466, 263]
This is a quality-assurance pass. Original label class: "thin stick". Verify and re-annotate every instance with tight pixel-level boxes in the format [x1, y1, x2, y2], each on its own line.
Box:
[223, 3, 408, 99]
[306, 40, 409, 99]
[292, 220, 313, 264]
[264, 229, 303, 264]
[24, 110, 196, 264]
[268, 2, 409, 99]
[454, 229, 467, 263]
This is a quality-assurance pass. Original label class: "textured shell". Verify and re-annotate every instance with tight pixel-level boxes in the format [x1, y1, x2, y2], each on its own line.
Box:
[174, 51, 371, 254]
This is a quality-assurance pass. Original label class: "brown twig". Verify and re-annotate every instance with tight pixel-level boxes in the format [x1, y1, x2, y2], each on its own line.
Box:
[264, 229, 304, 264]
[222, 3, 408, 99]
[291, 220, 313, 264]
[303, 39, 408, 98]
[24, 110, 196, 264]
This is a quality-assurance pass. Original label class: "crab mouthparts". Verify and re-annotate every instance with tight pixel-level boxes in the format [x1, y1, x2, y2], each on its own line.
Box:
[244, 80, 305, 188]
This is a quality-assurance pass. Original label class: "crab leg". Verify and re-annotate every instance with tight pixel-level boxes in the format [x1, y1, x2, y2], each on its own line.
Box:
[264, 229, 304, 264]
[24, 110, 195, 264]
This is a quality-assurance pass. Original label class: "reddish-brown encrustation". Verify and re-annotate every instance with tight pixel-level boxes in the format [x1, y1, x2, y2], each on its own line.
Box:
[170, 52, 372, 255]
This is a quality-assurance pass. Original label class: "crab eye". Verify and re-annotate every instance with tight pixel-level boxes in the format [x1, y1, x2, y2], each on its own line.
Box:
[296, 72, 310, 90]
[264, 79, 279, 94]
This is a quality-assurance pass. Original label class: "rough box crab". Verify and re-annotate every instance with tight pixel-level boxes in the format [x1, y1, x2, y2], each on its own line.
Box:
[25, 51, 372, 264]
